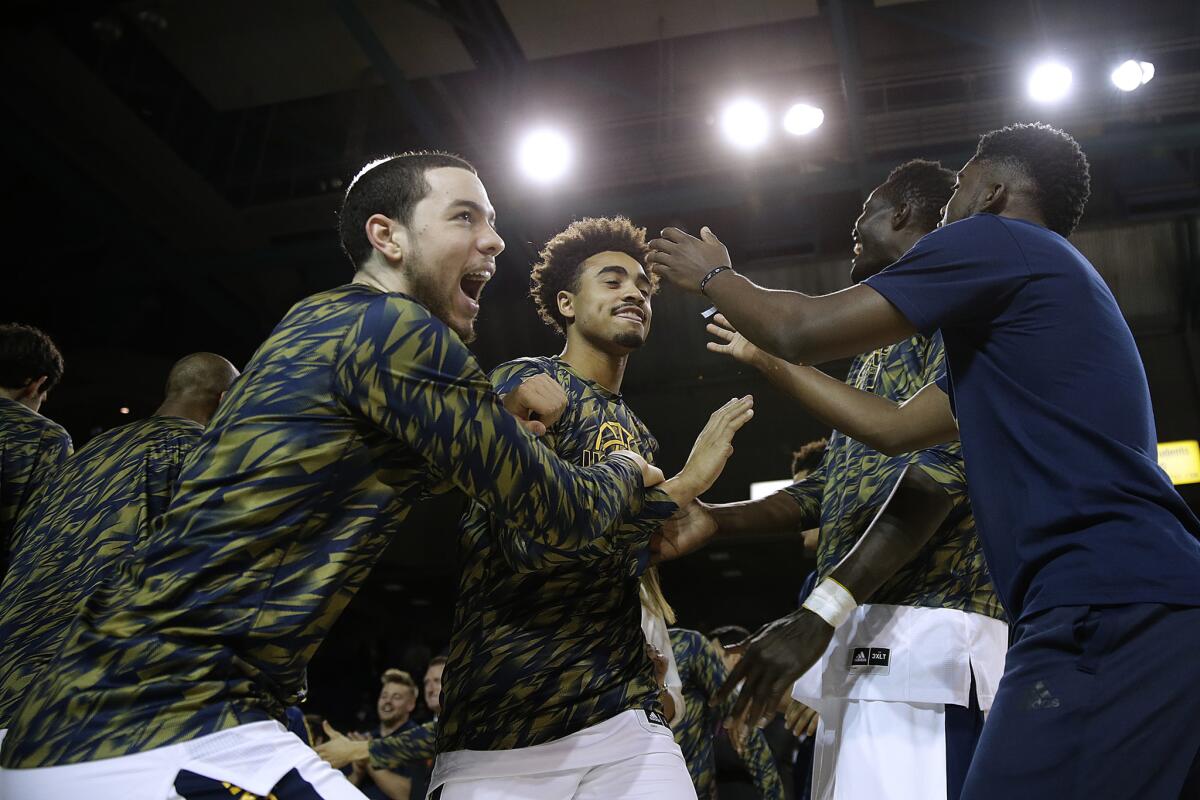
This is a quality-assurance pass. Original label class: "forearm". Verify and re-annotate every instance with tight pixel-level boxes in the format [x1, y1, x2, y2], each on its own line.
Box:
[368, 721, 436, 770]
[827, 466, 951, 603]
[753, 354, 910, 455]
[707, 491, 810, 540]
[703, 271, 824, 363]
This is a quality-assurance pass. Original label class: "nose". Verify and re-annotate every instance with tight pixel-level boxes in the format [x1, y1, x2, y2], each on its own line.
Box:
[480, 226, 505, 256]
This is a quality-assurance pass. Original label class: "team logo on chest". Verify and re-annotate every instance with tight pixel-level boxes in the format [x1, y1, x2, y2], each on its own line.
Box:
[582, 420, 638, 466]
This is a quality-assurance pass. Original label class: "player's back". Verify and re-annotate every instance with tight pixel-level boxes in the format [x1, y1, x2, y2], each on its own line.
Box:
[0, 415, 202, 725]
[0, 395, 72, 576]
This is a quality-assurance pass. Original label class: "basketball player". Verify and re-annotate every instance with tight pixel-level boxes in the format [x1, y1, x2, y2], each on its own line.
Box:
[0, 323, 72, 578]
[0, 353, 238, 730]
[0, 153, 672, 800]
[426, 216, 753, 799]
[689, 161, 1005, 800]
[649, 124, 1200, 798]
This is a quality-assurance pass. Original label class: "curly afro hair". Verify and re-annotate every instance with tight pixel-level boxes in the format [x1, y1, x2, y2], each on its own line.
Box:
[530, 216, 656, 334]
[0, 323, 64, 394]
[974, 122, 1091, 237]
[791, 438, 828, 479]
[873, 159, 956, 231]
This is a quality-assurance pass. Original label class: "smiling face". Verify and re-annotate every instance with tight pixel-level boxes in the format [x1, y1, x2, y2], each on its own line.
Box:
[377, 681, 416, 728]
[399, 167, 505, 342]
[557, 250, 653, 354]
[850, 187, 900, 283]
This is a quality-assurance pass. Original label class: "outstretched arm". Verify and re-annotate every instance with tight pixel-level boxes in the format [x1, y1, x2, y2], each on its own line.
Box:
[647, 227, 915, 364]
[716, 465, 955, 727]
[708, 314, 958, 455]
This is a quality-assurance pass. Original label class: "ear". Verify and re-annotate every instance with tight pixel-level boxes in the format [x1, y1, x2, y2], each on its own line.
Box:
[556, 290, 576, 324]
[980, 182, 1007, 214]
[891, 201, 912, 231]
[19, 375, 48, 401]
[364, 213, 407, 264]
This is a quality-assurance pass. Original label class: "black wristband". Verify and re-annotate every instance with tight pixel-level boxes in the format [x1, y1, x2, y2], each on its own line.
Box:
[699, 265, 731, 293]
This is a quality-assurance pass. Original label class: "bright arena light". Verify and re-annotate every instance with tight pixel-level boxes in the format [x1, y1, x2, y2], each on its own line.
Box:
[517, 127, 572, 184]
[1111, 59, 1155, 92]
[1027, 61, 1073, 103]
[720, 99, 770, 149]
[783, 103, 825, 135]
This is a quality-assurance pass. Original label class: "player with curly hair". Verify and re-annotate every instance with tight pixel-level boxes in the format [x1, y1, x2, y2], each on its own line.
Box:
[648, 122, 1200, 798]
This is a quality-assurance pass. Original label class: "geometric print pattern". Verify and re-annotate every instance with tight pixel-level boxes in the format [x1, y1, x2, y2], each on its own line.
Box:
[0, 395, 72, 578]
[1, 286, 647, 768]
[785, 332, 1004, 620]
[435, 356, 676, 753]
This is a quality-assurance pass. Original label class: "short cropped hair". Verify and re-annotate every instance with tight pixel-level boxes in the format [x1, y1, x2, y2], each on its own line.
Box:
[873, 159, 956, 231]
[427, 654, 448, 670]
[380, 668, 418, 693]
[791, 438, 828, 479]
[708, 625, 751, 647]
[0, 323, 64, 394]
[530, 216, 656, 334]
[338, 151, 477, 271]
[974, 122, 1091, 237]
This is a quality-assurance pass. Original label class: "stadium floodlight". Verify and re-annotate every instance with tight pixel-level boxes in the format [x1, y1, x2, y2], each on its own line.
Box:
[783, 103, 825, 135]
[517, 127, 572, 184]
[1111, 59, 1155, 92]
[720, 98, 770, 150]
[1027, 61, 1073, 103]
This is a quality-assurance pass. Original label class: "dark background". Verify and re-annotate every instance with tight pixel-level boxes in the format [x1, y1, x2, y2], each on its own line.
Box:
[4, 0, 1200, 724]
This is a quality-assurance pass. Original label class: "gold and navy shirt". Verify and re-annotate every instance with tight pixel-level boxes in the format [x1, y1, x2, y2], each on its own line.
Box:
[669, 628, 783, 799]
[369, 719, 436, 769]
[784, 332, 1002, 620]
[0, 415, 203, 726]
[435, 356, 677, 753]
[1, 285, 648, 769]
[0, 396, 72, 577]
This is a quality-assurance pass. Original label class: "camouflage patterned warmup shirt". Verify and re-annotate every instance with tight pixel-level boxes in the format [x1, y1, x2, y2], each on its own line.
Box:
[0, 395, 72, 577]
[1, 285, 648, 768]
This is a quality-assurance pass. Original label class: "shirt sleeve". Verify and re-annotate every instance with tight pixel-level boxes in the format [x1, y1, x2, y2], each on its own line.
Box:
[781, 462, 826, 527]
[864, 214, 1031, 335]
[334, 296, 662, 559]
[368, 720, 437, 770]
[907, 333, 968, 495]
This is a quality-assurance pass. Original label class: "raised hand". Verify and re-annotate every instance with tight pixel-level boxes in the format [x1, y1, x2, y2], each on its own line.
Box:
[706, 313, 762, 366]
[713, 608, 834, 731]
[666, 395, 754, 505]
[647, 226, 732, 293]
[502, 373, 568, 436]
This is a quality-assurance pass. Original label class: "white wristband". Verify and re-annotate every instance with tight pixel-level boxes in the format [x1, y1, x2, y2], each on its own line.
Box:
[802, 578, 857, 628]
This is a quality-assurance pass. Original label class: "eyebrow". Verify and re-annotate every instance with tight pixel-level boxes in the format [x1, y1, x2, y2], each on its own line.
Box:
[598, 264, 651, 289]
[451, 199, 497, 225]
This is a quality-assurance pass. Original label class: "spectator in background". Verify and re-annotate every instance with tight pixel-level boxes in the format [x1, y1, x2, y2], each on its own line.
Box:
[335, 668, 427, 800]
[0, 323, 72, 579]
[423, 655, 446, 719]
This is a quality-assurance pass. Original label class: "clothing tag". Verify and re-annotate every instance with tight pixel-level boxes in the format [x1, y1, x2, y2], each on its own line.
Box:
[848, 646, 891, 674]
[644, 709, 671, 729]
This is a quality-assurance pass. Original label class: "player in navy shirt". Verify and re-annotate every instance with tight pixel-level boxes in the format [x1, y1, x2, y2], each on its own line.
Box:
[647, 123, 1200, 798]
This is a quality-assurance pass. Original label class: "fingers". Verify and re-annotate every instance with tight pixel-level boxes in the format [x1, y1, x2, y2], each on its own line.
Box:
[700, 226, 722, 244]
[713, 313, 733, 329]
[806, 711, 819, 738]
[322, 720, 339, 738]
[517, 418, 547, 437]
[706, 323, 735, 342]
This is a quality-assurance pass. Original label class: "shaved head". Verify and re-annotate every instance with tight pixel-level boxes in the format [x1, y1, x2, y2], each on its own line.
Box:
[161, 353, 239, 425]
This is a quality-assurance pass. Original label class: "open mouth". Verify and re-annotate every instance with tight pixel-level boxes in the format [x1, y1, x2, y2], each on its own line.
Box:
[459, 270, 491, 307]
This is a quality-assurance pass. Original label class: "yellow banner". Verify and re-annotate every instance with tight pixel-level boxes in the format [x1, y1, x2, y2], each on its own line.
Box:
[1157, 440, 1200, 485]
